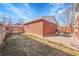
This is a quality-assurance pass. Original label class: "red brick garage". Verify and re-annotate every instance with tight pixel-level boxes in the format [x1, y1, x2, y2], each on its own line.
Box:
[24, 16, 57, 36]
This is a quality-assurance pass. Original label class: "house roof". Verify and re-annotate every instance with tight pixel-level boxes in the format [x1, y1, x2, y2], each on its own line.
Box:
[41, 16, 58, 24]
[24, 16, 58, 25]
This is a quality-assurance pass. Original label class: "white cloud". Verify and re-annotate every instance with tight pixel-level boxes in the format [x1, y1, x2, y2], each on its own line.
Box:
[23, 4, 34, 16]
[1, 3, 33, 22]
[24, 4, 31, 9]
[58, 9, 65, 14]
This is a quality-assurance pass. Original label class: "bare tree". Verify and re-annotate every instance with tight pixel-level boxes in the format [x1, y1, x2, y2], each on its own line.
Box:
[18, 19, 24, 25]
[63, 8, 72, 27]
[0, 14, 13, 25]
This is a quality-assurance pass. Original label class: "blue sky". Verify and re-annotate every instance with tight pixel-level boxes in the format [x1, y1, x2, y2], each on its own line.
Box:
[0, 3, 72, 25]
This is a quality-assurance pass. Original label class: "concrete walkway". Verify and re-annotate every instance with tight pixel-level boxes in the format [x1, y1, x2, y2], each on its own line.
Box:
[46, 34, 79, 50]
[22, 33, 79, 56]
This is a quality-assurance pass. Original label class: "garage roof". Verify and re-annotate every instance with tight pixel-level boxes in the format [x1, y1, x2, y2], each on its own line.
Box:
[24, 16, 58, 25]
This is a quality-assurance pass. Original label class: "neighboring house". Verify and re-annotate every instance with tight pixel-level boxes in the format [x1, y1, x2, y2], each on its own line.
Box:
[75, 15, 79, 39]
[0, 24, 6, 46]
[24, 16, 57, 37]
[59, 26, 73, 34]
[73, 4, 79, 39]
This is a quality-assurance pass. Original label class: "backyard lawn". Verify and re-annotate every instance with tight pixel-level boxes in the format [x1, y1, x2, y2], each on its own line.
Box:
[0, 34, 72, 56]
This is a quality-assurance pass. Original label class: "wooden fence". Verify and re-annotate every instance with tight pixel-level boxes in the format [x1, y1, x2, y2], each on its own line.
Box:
[0, 24, 6, 46]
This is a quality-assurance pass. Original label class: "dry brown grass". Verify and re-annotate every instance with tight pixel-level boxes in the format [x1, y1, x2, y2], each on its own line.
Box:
[0, 34, 72, 56]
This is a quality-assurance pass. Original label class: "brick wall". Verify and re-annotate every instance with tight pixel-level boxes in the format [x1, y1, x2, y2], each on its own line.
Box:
[24, 20, 57, 36]
[24, 20, 43, 36]
[43, 20, 57, 36]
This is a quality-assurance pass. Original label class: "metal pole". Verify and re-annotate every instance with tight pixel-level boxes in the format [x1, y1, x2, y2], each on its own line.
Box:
[71, 3, 77, 28]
